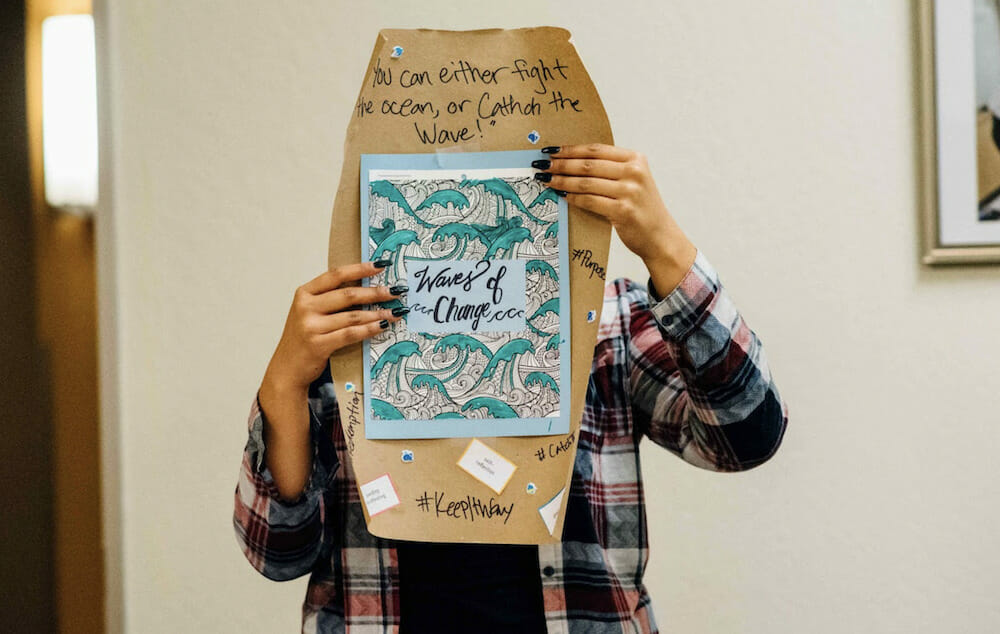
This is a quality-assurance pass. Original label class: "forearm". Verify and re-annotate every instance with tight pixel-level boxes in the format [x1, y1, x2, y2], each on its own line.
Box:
[233, 384, 333, 581]
[632, 249, 787, 471]
[644, 230, 697, 300]
[258, 372, 313, 502]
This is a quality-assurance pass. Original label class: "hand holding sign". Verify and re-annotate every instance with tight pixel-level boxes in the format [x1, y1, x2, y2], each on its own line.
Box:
[258, 261, 408, 501]
[263, 261, 409, 395]
[536, 144, 698, 296]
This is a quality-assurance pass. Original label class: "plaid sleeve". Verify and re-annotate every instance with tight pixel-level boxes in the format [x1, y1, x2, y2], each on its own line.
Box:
[628, 248, 788, 471]
[233, 373, 340, 581]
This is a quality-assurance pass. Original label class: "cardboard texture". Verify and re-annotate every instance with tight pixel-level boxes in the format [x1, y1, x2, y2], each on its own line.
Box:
[328, 27, 613, 544]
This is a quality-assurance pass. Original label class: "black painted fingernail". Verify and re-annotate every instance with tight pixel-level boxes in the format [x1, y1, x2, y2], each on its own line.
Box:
[531, 159, 550, 170]
[372, 258, 392, 269]
[552, 189, 568, 197]
[541, 146, 561, 154]
[389, 284, 408, 295]
[534, 172, 552, 182]
[391, 306, 410, 317]
[379, 319, 389, 329]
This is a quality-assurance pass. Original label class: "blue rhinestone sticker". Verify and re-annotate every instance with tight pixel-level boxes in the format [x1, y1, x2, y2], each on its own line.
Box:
[526, 482, 538, 494]
[344, 381, 355, 392]
[587, 310, 597, 322]
[400, 449, 414, 463]
[527, 130, 540, 144]
[390, 46, 404, 58]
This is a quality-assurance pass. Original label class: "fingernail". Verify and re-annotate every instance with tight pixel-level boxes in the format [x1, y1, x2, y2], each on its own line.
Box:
[552, 189, 568, 197]
[372, 258, 392, 269]
[534, 172, 552, 183]
[389, 284, 408, 295]
[531, 159, 550, 170]
[541, 146, 560, 154]
[391, 306, 410, 317]
[379, 319, 389, 329]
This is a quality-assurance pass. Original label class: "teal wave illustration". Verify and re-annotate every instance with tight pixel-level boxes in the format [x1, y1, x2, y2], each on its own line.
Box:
[471, 216, 522, 244]
[410, 374, 452, 401]
[472, 338, 535, 393]
[460, 177, 530, 222]
[371, 340, 421, 391]
[546, 333, 561, 351]
[525, 372, 559, 394]
[369, 218, 396, 246]
[484, 227, 532, 259]
[529, 298, 560, 321]
[415, 189, 470, 213]
[371, 180, 434, 228]
[460, 396, 518, 418]
[372, 229, 419, 269]
[372, 398, 404, 419]
[423, 222, 490, 260]
[528, 187, 559, 209]
[526, 259, 558, 282]
[431, 334, 493, 384]
[527, 322, 550, 337]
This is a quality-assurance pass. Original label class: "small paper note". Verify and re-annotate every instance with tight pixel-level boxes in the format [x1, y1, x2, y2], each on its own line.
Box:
[456, 439, 517, 494]
[360, 474, 401, 517]
[538, 487, 565, 535]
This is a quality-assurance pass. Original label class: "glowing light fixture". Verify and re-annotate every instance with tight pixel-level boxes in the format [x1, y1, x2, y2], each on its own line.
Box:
[41, 14, 98, 214]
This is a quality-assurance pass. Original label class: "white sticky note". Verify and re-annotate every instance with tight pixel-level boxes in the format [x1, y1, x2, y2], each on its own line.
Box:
[538, 487, 566, 535]
[456, 439, 517, 494]
[360, 473, 401, 517]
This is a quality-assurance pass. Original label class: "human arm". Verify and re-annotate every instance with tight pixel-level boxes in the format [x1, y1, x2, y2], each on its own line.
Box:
[233, 261, 408, 580]
[536, 145, 787, 469]
[628, 253, 787, 470]
[233, 372, 339, 581]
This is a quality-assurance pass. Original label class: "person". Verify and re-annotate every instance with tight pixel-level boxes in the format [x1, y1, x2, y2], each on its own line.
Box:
[233, 144, 788, 633]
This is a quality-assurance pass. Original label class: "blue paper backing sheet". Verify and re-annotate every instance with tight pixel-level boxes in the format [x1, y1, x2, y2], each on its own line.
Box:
[360, 150, 571, 439]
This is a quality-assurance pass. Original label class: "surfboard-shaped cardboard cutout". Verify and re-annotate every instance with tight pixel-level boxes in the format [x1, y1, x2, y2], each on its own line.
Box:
[328, 27, 612, 544]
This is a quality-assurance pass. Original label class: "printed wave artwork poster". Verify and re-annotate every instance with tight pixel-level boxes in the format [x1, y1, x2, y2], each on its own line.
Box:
[361, 150, 570, 439]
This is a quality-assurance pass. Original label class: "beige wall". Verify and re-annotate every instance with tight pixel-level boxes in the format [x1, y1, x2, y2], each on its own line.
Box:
[96, 1, 1000, 632]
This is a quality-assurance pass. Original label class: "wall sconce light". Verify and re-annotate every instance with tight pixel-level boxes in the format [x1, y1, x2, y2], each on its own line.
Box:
[41, 14, 98, 215]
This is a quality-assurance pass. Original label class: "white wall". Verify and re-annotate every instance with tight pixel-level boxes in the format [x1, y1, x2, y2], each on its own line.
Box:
[96, 1, 1000, 632]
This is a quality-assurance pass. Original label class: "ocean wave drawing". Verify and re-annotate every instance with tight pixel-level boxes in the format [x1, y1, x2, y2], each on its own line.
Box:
[366, 175, 561, 421]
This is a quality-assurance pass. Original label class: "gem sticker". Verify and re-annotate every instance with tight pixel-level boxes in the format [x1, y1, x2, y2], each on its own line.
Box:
[527, 130, 540, 144]
[586, 310, 597, 322]
[526, 482, 537, 495]
[400, 449, 414, 463]
[390, 45, 404, 58]
[344, 382, 356, 393]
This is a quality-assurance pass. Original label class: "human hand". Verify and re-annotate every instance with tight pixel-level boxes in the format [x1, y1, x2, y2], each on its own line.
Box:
[532, 144, 698, 295]
[262, 261, 408, 397]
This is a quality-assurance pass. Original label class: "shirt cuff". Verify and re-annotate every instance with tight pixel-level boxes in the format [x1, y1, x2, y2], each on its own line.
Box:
[246, 389, 336, 502]
[646, 248, 722, 341]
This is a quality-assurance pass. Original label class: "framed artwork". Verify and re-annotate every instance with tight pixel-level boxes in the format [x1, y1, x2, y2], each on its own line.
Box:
[360, 150, 571, 439]
[919, 0, 1000, 264]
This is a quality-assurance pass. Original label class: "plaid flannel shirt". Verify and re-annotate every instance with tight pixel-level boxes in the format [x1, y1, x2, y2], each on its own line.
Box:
[233, 248, 788, 633]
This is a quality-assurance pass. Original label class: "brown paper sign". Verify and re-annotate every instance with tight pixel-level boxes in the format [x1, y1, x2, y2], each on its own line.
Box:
[328, 27, 612, 544]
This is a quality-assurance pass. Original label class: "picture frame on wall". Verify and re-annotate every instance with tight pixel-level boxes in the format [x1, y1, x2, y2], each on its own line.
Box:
[918, 0, 1000, 264]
